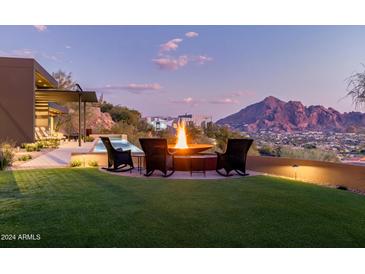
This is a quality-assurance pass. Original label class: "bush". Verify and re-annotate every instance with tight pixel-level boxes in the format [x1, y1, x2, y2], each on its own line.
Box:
[279, 146, 340, 163]
[39, 139, 60, 149]
[84, 136, 95, 142]
[18, 154, 32, 161]
[70, 159, 82, 167]
[259, 145, 280, 157]
[88, 160, 98, 167]
[0, 142, 15, 170]
[25, 143, 41, 152]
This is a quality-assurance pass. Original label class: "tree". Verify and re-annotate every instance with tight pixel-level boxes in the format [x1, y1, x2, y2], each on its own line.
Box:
[100, 101, 141, 125]
[51, 70, 77, 135]
[346, 66, 365, 108]
[52, 70, 76, 90]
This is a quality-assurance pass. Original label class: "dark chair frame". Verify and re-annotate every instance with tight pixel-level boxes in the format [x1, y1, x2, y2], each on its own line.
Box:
[139, 138, 175, 177]
[216, 138, 253, 177]
[100, 137, 134, 172]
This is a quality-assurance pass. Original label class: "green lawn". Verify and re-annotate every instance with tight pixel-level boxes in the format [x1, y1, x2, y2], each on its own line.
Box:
[1, 168, 365, 247]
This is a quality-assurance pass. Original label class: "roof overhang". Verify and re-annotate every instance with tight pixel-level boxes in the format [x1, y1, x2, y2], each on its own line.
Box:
[35, 89, 98, 103]
[48, 102, 69, 114]
[34, 60, 58, 88]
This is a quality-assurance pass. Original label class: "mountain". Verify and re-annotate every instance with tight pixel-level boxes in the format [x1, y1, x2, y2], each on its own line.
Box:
[216, 96, 365, 132]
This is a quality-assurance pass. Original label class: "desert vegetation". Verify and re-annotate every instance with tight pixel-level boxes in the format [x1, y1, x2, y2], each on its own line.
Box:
[0, 142, 15, 170]
[258, 144, 340, 162]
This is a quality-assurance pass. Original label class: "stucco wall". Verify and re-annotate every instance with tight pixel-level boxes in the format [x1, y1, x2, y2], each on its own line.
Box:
[0, 58, 35, 144]
[247, 156, 365, 191]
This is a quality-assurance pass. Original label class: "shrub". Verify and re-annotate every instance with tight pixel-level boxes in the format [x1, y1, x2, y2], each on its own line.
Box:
[259, 145, 280, 157]
[279, 146, 340, 163]
[84, 136, 95, 142]
[25, 143, 41, 152]
[0, 142, 15, 170]
[37, 139, 59, 149]
[18, 154, 32, 161]
[36, 142, 44, 149]
[70, 159, 82, 167]
[88, 160, 98, 167]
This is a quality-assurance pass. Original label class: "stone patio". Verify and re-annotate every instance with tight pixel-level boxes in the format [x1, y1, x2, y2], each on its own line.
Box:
[13, 141, 95, 170]
[98, 167, 262, 180]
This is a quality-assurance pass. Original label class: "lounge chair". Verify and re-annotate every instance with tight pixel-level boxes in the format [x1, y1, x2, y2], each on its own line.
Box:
[40, 127, 58, 140]
[35, 127, 46, 140]
[215, 138, 253, 177]
[139, 138, 175, 177]
[100, 137, 134, 172]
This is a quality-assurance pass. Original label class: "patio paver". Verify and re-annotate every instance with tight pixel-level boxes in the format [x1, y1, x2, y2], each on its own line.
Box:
[15, 141, 94, 169]
[98, 168, 262, 180]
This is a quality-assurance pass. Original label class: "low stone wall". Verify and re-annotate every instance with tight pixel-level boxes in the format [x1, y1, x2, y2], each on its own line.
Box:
[71, 152, 145, 168]
[247, 156, 365, 191]
[71, 152, 365, 192]
[71, 152, 108, 167]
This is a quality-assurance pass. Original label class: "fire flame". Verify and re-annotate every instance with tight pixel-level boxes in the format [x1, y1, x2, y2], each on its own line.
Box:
[175, 121, 188, 149]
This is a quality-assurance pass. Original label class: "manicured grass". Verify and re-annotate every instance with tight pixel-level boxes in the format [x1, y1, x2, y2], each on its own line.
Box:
[1, 168, 365, 247]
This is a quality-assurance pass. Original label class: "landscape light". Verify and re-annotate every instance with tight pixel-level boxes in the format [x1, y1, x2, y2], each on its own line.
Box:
[292, 164, 299, 180]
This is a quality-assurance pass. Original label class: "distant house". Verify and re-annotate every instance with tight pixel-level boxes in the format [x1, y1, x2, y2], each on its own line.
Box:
[146, 116, 176, 131]
[0, 57, 98, 145]
[178, 113, 212, 128]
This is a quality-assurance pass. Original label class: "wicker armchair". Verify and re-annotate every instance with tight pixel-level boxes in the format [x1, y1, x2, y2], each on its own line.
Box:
[216, 138, 253, 176]
[139, 138, 175, 177]
[100, 137, 134, 172]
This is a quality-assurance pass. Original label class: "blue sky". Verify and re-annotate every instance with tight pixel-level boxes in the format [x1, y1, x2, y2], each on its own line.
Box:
[1, 25, 365, 120]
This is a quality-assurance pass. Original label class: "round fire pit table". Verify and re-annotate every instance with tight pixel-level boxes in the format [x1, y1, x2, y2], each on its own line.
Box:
[168, 144, 213, 155]
[174, 154, 217, 174]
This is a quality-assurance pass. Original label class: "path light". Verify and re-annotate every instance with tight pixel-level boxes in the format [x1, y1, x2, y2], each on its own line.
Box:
[292, 164, 299, 180]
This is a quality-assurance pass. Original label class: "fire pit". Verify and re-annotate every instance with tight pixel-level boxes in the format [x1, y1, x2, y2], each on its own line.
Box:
[168, 121, 213, 155]
[168, 143, 213, 155]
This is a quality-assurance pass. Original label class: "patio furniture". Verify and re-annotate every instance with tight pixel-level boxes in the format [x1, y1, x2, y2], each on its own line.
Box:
[100, 136, 134, 172]
[35, 127, 47, 140]
[139, 138, 175, 177]
[133, 153, 145, 175]
[174, 154, 217, 177]
[40, 127, 58, 140]
[216, 138, 253, 177]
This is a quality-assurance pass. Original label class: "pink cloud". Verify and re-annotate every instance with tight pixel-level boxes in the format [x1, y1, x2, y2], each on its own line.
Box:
[208, 98, 239, 105]
[96, 83, 162, 94]
[11, 49, 36, 58]
[185, 32, 199, 38]
[0, 48, 63, 62]
[171, 97, 202, 106]
[33, 25, 47, 32]
[193, 55, 213, 64]
[153, 55, 188, 70]
[160, 38, 183, 52]
[125, 83, 162, 91]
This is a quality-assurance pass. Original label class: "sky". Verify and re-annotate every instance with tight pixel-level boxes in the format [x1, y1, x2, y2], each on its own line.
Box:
[1, 25, 365, 120]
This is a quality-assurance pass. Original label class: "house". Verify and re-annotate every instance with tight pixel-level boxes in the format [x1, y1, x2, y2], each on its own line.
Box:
[0, 57, 98, 145]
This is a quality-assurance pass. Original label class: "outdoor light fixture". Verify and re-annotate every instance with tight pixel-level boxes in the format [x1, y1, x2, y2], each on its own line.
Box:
[292, 164, 299, 180]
